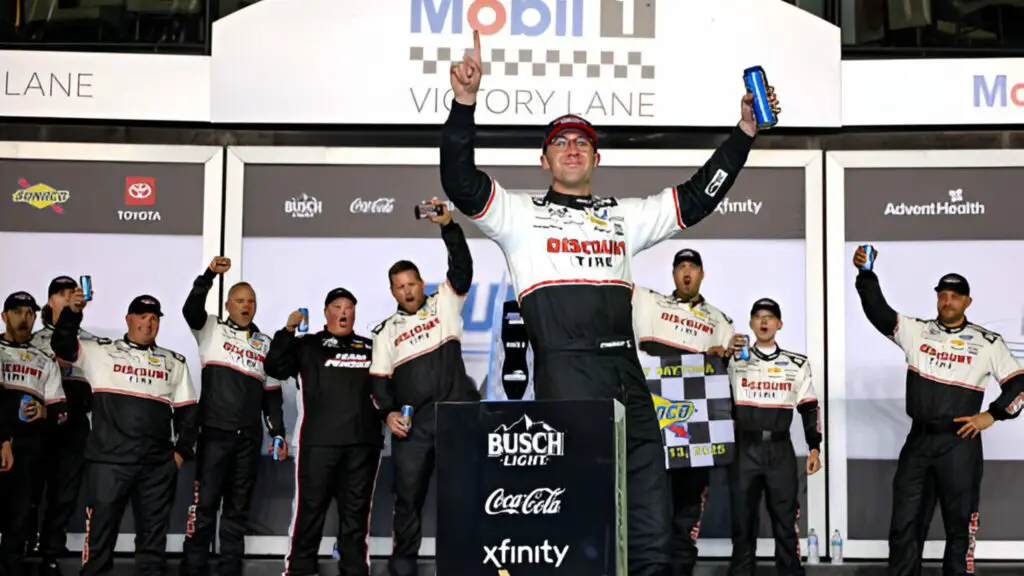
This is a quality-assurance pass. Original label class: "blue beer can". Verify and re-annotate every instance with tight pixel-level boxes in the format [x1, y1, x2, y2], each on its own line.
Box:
[297, 308, 309, 333]
[272, 436, 284, 461]
[18, 394, 32, 422]
[742, 66, 778, 130]
[859, 245, 877, 271]
[736, 335, 751, 362]
[79, 275, 93, 302]
[401, 405, 414, 429]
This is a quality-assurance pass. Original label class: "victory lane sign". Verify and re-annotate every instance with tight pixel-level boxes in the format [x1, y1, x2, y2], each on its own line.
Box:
[436, 399, 627, 576]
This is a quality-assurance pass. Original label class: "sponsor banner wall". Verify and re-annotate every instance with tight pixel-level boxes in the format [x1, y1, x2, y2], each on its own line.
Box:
[842, 58, 1024, 127]
[227, 146, 825, 556]
[0, 142, 223, 551]
[827, 151, 1024, 558]
[210, 0, 841, 127]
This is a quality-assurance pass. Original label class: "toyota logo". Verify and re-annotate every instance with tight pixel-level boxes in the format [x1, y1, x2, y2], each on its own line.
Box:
[128, 182, 153, 199]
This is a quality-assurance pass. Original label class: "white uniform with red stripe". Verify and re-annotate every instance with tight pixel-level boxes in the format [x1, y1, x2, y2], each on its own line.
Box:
[1, 338, 65, 407]
[728, 346, 815, 412]
[632, 287, 735, 356]
[471, 183, 685, 301]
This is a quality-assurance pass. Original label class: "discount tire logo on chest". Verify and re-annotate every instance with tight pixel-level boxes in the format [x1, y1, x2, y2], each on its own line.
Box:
[487, 415, 565, 467]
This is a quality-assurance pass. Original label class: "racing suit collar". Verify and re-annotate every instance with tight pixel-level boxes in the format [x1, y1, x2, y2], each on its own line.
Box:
[672, 292, 704, 306]
[122, 335, 156, 350]
[226, 317, 259, 333]
[751, 343, 780, 361]
[544, 188, 598, 210]
[935, 317, 969, 334]
[0, 334, 31, 347]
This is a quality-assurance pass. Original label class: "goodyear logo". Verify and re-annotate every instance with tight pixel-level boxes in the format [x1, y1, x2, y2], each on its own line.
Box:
[13, 179, 70, 213]
[652, 394, 695, 438]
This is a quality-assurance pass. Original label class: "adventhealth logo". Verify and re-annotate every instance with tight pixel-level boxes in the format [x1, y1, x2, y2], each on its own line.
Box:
[973, 75, 1024, 108]
[884, 188, 985, 216]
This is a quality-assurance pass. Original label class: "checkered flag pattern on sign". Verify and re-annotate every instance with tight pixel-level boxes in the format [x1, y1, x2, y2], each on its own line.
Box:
[640, 352, 735, 469]
[409, 46, 656, 80]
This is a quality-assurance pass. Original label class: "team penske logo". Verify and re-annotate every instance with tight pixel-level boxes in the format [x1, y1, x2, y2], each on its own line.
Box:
[395, 318, 439, 347]
[324, 353, 371, 369]
[918, 343, 973, 365]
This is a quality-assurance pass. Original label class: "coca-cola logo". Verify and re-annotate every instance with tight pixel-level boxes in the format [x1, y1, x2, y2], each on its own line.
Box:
[350, 197, 395, 214]
[484, 487, 564, 516]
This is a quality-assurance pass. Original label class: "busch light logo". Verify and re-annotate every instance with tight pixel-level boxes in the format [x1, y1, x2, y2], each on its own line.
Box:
[488, 414, 564, 466]
[284, 193, 322, 219]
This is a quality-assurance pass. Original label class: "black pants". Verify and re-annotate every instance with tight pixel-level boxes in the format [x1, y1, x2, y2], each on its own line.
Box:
[669, 467, 709, 576]
[181, 429, 261, 576]
[534, 351, 672, 576]
[80, 460, 178, 576]
[0, 435, 43, 575]
[387, 416, 435, 576]
[286, 444, 380, 576]
[29, 416, 89, 559]
[888, 424, 982, 576]
[727, 432, 803, 576]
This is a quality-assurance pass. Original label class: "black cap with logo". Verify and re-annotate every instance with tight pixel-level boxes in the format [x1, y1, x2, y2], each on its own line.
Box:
[543, 114, 598, 150]
[4, 291, 41, 313]
[127, 295, 164, 317]
[672, 248, 703, 269]
[750, 298, 782, 320]
[934, 273, 970, 296]
[48, 275, 78, 296]
[325, 287, 358, 307]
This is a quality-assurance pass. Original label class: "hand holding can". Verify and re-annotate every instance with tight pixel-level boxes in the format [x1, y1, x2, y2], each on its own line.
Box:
[733, 335, 751, 361]
[297, 308, 309, 333]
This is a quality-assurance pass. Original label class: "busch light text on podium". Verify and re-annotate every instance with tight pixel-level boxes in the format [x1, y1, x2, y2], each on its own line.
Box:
[487, 415, 566, 467]
[411, 0, 585, 37]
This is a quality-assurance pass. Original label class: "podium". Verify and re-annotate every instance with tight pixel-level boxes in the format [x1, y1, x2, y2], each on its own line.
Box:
[436, 399, 627, 576]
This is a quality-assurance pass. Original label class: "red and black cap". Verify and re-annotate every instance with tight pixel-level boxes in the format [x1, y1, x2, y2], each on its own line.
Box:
[543, 114, 598, 150]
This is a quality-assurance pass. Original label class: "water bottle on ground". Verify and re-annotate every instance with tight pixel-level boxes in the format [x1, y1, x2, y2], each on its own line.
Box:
[831, 530, 844, 564]
[807, 528, 820, 564]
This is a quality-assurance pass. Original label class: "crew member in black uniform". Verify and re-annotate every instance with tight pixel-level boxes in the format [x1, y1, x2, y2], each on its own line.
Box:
[853, 247, 1024, 576]
[51, 289, 199, 576]
[266, 287, 382, 576]
[369, 200, 479, 576]
[29, 276, 96, 576]
[631, 249, 734, 576]
[725, 298, 821, 576]
[180, 256, 287, 576]
[0, 291, 65, 576]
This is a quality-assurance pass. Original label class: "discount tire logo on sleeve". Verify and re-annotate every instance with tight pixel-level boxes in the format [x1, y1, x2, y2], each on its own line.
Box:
[487, 415, 565, 467]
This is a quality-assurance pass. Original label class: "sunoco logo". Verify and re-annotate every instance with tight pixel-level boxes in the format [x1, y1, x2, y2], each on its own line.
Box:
[487, 414, 564, 467]
[884, 188, 985, 216]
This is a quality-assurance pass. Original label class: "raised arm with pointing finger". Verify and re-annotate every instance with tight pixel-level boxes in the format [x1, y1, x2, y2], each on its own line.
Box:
[437, 29, 781, 576]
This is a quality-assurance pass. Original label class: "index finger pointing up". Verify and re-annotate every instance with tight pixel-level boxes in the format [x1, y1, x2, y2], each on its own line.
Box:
[472, 28, 482, 63]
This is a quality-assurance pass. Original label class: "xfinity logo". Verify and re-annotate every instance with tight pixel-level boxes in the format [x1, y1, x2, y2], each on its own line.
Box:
[884, 188, 985, 216]
[487, 415, 565, 467]
[715, 198, 762, 215]
[483, 539, 569, 570]
[484, 487, 564, 516]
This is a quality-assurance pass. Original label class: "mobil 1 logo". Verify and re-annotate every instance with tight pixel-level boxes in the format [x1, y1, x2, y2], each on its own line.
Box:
[488, 414, 565, 467]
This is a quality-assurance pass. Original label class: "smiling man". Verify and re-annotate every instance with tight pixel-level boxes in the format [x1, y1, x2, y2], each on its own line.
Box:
[440, 31, 777, 576]
[853, 246, 1024, 576]
[180, 256, 286, 576]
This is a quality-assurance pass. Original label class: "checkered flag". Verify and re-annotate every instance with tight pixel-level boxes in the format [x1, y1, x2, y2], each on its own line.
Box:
[409, 46, 656, 79]
[640, 352, 735, 469]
